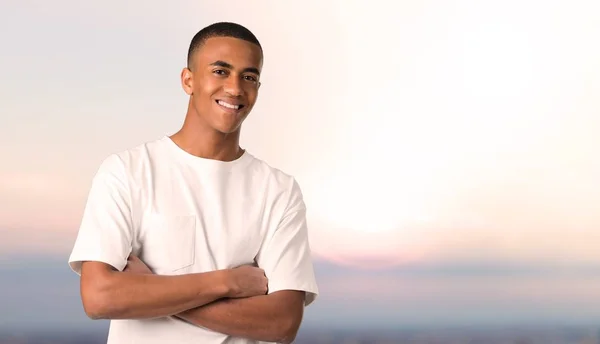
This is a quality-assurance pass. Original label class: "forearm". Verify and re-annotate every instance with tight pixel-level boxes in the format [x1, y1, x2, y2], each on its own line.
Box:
[81, 263, 230, 320]
[177, 291, 304, 344]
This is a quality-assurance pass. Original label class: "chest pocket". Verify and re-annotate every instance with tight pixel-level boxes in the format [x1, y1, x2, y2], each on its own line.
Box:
[140, 214, 196, 274]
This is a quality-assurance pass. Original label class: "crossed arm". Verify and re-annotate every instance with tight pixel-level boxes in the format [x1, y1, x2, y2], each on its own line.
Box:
[80, 260, 305, 344]
[176, 290, 305, 343]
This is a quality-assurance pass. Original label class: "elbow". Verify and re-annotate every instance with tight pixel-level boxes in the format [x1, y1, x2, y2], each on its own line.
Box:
[82, 297, 107, 320]
[279, 330, 298, 344]
[81, 271, 117, 320]
[279, 334, 298, 344]
[277, 314, 302, 344]
[82, 287, 113, 320]
[84, 305, 107, 320]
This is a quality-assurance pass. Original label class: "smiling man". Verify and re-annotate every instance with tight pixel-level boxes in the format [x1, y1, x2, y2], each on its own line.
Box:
[68, 22, 319, 344]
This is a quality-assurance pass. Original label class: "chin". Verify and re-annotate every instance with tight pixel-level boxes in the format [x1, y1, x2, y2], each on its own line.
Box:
[213, 122, 243, 135]
[214, 115, 248, 134]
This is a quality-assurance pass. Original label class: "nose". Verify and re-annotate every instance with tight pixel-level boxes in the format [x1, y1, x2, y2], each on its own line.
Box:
[223, 76, 243, 96]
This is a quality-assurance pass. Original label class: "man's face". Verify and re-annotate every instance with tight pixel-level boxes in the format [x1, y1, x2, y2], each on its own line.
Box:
[182, 36, 263, 134]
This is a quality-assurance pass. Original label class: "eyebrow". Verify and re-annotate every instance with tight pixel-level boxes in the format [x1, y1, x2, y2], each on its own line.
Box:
[210, 60, 260, 75]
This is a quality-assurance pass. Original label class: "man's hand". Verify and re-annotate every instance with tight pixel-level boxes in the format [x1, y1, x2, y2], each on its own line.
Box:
[226, 265, 269, 298]
[123, 255, 153, 274]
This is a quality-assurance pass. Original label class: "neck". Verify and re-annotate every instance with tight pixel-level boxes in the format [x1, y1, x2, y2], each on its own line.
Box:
[170, 121, 243, 162]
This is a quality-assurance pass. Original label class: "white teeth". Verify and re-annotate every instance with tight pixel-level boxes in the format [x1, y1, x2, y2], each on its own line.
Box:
[218, 100, 240, 110]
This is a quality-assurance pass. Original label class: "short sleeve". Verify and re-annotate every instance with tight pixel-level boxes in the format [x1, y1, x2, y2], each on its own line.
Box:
[68, 154, 134, 276]
[255, 179, 319, 306]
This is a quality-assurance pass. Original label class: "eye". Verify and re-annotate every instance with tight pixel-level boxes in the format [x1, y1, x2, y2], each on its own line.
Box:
[213, 69, 227, 76]
[243, 75, 258, 82]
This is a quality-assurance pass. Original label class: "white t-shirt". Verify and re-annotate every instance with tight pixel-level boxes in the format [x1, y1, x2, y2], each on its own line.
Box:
[68, 136, 319, 344]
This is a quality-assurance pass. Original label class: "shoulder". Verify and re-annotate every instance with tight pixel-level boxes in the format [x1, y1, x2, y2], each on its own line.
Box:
[92, 137, 167, 184]
[248, 153, 300, 186]
[246, 153, 305, 208]
[96, 137, 166, 172]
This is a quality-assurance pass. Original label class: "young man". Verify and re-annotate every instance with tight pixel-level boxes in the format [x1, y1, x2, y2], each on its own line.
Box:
[68, 22, 319, 344]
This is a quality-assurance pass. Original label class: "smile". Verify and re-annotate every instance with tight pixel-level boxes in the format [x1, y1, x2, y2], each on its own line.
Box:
[216, 100, 245, 111]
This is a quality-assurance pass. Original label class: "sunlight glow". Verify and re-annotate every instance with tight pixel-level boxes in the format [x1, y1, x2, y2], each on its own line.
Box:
[302, 0, 600, 267]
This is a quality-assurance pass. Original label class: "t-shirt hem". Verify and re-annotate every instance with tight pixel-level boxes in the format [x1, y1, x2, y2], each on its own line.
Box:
[68, 255, 127, 276]
[267, 283, 319, 307]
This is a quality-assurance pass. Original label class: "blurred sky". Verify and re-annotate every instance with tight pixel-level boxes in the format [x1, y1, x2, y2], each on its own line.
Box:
[1, 0, 600, 330]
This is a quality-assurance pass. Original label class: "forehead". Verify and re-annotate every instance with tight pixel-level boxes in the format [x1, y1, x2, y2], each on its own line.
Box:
[195, 36, 263, 71]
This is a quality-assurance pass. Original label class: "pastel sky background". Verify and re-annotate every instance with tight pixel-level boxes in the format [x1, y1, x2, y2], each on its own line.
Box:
[1, 0, 600, 332]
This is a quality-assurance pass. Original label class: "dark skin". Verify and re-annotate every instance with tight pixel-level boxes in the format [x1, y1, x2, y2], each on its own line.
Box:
[125, 255, 304, 344]
[79, 37, 305, 344]
[170, 36, 263, 161]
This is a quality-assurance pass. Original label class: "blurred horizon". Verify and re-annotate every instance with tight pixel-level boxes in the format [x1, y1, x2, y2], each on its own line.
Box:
[2, 253, 600, 334]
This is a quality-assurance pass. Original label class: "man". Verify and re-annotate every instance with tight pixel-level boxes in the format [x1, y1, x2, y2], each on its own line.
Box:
[68, 22, 319, 344]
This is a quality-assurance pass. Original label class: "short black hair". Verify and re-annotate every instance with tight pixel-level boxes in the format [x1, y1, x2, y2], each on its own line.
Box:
[187, 22, 262, 69]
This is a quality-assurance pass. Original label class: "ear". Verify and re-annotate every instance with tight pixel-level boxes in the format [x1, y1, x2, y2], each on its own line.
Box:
[181, 67, 194, 96]
[257, 81, 262, 90]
